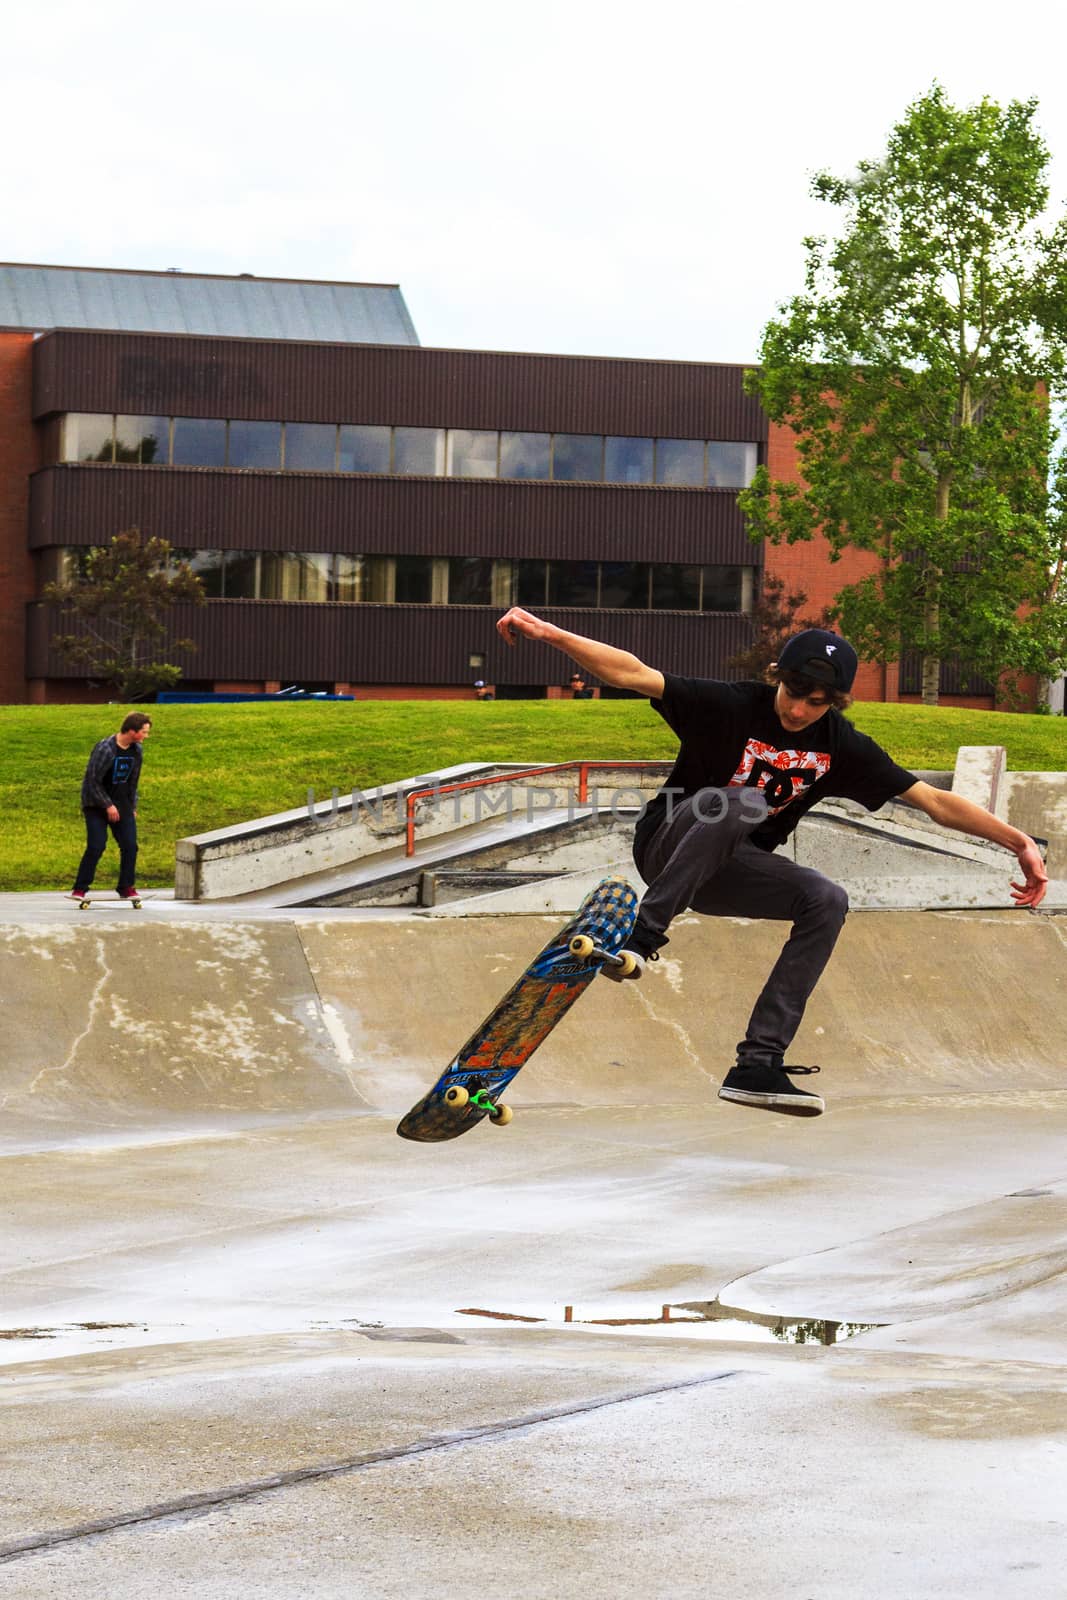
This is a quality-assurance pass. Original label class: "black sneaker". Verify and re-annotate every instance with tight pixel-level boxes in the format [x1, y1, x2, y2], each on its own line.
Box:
[718, 1059, 825, 1117]
[601, 920, 668, 982]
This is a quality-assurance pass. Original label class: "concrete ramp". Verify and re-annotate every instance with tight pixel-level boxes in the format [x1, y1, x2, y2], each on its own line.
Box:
[3, 909, 1064, 1143]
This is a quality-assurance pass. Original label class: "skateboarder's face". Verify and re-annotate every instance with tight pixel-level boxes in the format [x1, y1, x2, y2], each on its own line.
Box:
[774, 681, 831, 734]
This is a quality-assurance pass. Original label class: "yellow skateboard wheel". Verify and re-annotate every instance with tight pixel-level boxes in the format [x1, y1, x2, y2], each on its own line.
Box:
[489, 1103, 513, 1126]
[569, 935, 595, 958]
[444, 1085, 470, 1110]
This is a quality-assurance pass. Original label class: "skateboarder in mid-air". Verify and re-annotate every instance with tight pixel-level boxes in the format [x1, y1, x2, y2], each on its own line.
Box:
[496, 608, 1048, 1118]
[70, 714, 152, 906]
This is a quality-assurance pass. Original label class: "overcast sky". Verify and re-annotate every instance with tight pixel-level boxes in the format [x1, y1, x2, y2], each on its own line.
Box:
[5, 0, 1066, 365]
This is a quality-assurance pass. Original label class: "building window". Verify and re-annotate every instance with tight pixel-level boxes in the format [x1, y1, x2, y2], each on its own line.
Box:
[260, 551, 332, 600]
[551, 434, 603, 482]
[447, 557, 494, 604]
[600, 562, 651, 608]
[285, 423, 337, 471]
[63, 414, 114, 462]
[332, 553, 366, 601]
[55, 412, 760, 491]
[447, 430, 498, 479]
[394, 554, 435, 602]
[339, 424, 391, 473]
[169, 548, 226, 597]
[115, 414, 170, 465]
[652, 564, 702, 609]
[706, 443, 757, 488]
[500, 432, 551, 480]
[228, 421, 282, 469]
[514, 559, 548, 606]
[394, 428, 445, 476]
[701, 565, 743, 610]
[224, 550, 261, 598]
[173, 417, 227, 467]
[655, 438, 704, 487]
[604, 436, 654, 484]
[548, 560, 599, 607]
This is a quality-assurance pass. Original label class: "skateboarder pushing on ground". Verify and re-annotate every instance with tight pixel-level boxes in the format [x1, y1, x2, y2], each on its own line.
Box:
[70, 713, 152, 905]
[496, 607, 1048, 1118]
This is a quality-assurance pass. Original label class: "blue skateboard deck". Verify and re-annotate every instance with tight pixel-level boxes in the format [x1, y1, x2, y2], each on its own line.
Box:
[396, 876, 639, 1143]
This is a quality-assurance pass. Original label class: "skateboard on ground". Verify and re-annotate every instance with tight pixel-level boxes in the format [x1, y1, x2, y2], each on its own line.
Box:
[396, 876, 639, 1143]
[73, 890, 145, 910]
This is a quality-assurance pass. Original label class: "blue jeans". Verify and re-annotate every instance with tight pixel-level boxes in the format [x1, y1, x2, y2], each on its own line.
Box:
[75, 808, 139, 894]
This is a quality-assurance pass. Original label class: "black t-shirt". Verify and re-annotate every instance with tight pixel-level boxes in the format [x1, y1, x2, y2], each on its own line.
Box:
[635, 675, 917, 853]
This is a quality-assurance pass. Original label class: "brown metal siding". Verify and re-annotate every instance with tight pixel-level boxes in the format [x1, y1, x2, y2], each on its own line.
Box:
[33, 329, 767, 440]
[28, 601, 754, 686]
[30, 464, 760, 566]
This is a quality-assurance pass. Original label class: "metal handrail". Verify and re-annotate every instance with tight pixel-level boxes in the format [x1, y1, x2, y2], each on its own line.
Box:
[403, 760, 670, 856]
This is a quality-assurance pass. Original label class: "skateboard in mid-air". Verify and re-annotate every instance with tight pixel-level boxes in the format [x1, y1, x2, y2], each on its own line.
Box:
[396, 876, 639, 1143]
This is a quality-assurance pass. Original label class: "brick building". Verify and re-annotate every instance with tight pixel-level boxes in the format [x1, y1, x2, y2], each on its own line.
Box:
[0, 261, 1019, 707]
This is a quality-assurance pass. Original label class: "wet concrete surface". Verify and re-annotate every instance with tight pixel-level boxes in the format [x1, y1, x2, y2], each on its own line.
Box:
[1, 898, 1066, 1596]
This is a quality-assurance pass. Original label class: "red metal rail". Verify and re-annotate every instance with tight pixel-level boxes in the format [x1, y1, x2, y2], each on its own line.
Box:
[403, 761, 670, 857]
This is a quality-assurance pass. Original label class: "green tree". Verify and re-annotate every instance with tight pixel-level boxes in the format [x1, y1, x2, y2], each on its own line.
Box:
[44, 528, 206, 700]
[727, 572, 833, 678]
[741, 86, 1067, 705]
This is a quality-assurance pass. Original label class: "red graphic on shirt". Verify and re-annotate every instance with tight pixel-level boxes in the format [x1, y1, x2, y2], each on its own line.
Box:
[729, 738, 831, 814]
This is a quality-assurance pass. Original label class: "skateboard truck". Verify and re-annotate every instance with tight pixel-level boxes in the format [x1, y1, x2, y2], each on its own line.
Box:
[443, 1084, 514, 1126]
[568, 935, 638, 977]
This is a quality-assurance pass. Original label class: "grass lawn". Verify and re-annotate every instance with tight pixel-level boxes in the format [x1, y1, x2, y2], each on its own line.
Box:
[1, 697, 1063, 891]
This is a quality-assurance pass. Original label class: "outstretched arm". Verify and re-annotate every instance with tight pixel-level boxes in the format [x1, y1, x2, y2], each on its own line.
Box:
[496, 608, 665, 698]
[901, 781, 1048, 908]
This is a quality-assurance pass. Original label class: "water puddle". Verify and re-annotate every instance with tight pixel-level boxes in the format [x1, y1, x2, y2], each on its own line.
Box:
[0, 1322, 142, 1341]
[456, 1304, 884, 1344]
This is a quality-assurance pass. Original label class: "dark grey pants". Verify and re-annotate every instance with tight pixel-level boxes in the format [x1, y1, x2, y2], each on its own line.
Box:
[634, 789, 849, 1063]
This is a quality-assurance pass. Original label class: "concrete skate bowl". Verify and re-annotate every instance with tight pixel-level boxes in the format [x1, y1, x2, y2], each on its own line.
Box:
[2, 910, 1065, 1144]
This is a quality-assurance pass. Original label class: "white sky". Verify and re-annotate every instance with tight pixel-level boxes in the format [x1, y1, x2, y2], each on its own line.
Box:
[4, 0, 1066, 364]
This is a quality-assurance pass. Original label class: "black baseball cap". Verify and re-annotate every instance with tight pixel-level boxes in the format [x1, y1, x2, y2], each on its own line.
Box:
[777, 629, 858, 692]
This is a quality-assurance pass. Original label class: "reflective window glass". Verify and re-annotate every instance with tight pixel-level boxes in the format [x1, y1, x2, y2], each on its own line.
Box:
[115, 415, 169, 465]
[394, 555, 434, 602]
[448, 557, 494, 604]
[701, 565, 743, 610]
[285, 423, 337, 471]
[394, 428, 445, 476]
[552, 434, 602, 481]
[169, 548, 225, 597]
[706, 442, 758, 488]
[515, 559, 547, 607]
[224, 551, 260, 598]
[548, 561, 599, 607]
[447, 430, 498, 479]
[63, 414, 114, 462]
[655, 439, 704, 486]
[604, 436, 654, 484]
[332, 554, 366, 602]
[228, 421, 282, 469]
[339, 424, 391, 473]
[260, 552, 332, 601]
[500, 432, 551, 480]
[652, 564, 702, 609]
[172, 417, 227, 467]
[364, 556, 395, 602]
[599, 562, 650, 608]
[45, 547, 91, 584]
